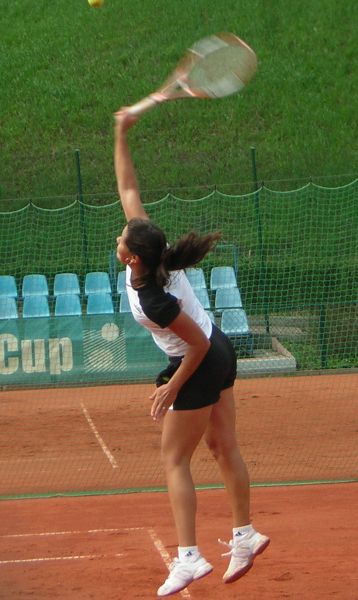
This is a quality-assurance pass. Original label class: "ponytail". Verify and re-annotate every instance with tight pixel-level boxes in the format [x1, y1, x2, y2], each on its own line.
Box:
[156, 231, 220, 287]
[125, 218, 220, 288]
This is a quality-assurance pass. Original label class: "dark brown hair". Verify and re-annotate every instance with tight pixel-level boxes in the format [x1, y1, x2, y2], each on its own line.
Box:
[126, 218, 220, 287]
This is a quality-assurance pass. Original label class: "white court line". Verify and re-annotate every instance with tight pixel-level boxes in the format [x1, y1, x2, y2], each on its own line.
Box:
[0, 527, 144, 539]
[80, 401, 118, 469]
[0, 553, 123, 566]
[147, 528, 191, 599]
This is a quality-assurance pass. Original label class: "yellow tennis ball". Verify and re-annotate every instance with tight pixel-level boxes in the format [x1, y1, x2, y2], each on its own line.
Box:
[88, 0, 104, 7]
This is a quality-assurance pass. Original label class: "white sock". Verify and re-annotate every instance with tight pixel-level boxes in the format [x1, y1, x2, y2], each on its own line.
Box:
[178, 545, 199, 560]
[233, 524, 254, 537]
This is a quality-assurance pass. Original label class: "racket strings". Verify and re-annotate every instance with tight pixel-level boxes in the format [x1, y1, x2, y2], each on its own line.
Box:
[186, 35, 257, 99]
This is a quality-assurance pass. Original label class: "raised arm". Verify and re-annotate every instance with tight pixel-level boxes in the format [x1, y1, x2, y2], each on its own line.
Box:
[114, 109, 148, 222]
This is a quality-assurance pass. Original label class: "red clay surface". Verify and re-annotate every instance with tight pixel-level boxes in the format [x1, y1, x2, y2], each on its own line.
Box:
[0, 373, 357, 497]
[0, 373, 357, 598]
[0, 483, 357, 599]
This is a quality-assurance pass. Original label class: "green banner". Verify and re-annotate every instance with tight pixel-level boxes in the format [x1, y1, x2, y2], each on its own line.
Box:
[0, 314, 166, 387]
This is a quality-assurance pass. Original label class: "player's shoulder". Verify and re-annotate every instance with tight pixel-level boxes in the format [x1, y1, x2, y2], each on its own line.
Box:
[137, 281, 180, 328]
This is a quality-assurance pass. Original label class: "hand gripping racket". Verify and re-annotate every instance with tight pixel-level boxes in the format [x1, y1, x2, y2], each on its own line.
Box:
[127, 32, 257, 116]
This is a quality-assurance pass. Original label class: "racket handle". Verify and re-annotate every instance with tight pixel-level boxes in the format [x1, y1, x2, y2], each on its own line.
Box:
[127, 95, 159, 116]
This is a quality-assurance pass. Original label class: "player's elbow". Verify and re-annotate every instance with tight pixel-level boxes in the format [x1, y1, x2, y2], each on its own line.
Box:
[197, 337, 211, 357]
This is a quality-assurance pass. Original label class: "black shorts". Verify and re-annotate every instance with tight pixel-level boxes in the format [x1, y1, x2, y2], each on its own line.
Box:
[155, 324, 237, 411]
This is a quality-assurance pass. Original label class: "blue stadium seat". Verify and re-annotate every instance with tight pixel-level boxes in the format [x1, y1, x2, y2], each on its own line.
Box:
[0, 297, 18, 319]
[210, 266, 237, 290]
[23, 296, 50, 318]
[185, 268, 206, 289]
[54, 273, 80, 297]
[215, 287, 243, 311]
[119, 291, 131, 313]
[220, 308, 250, 336]
[22, 274, 49, 297]
[221, 308, 253, 355]
[117, 271, 127, 294]
[85, 272, 111, 295]
[206, 310, 216, 323]
[0, 275, 18, 298]
[194, 287, 210, 309]
[55, 294, 82, 316]
[87, 293, 114, 315]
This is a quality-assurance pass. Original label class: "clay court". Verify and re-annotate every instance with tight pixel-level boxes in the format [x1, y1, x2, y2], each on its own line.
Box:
[0, 373, 357, 598]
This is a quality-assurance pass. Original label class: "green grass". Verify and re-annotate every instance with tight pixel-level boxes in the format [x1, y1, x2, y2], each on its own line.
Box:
[1, 0, 357, 202]
[273, 302, 358, 370]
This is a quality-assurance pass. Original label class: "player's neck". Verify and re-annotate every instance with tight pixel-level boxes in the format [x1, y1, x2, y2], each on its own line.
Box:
[130, 262, 148, 276]
[129, 263, 151, 288]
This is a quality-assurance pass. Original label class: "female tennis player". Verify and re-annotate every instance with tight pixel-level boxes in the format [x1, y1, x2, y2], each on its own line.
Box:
[114, 108, 269, 597]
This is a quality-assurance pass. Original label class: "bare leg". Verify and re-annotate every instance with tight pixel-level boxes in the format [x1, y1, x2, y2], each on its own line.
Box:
[204, 387, 250, 526]
[204, 387, 270, 585]
[161, 406, 212, 546]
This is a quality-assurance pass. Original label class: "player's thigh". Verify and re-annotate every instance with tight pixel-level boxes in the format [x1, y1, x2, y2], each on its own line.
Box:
[161, 406, 212, 465]
[204, 387, 238, 454]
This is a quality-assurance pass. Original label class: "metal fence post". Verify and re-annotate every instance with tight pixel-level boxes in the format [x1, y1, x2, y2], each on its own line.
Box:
[251, 147, 270, 334]
[74, 149, 89, 275]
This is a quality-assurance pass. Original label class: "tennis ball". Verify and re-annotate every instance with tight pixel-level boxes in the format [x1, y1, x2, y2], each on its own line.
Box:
[88, 0, 104, 7]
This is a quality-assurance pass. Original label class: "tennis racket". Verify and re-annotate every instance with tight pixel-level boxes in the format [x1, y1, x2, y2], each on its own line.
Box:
[127, 32, 257, 116]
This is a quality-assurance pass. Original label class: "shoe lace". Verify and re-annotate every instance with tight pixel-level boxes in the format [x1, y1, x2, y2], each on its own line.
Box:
[218, 538, 234, 557]
[168, 557, 181, 572]
[218, 536, 252, 559]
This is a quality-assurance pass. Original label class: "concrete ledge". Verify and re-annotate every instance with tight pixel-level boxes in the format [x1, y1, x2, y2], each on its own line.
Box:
[237, 337, 297, 376]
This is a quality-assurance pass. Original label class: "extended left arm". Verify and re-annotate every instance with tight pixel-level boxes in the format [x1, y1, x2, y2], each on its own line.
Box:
[150, 312, 211, 420]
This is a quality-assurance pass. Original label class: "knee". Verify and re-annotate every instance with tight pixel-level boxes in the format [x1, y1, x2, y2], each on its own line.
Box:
[161, 446, 190, 472]
[205, 434, 237, 462]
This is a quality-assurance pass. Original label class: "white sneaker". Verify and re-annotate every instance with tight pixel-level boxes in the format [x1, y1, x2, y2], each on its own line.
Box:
[157, 554, 213, 596]
[219, 530, 270, 583]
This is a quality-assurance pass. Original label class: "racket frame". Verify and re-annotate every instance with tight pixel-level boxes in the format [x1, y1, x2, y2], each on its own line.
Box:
[127, 32, 257, 116]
